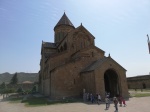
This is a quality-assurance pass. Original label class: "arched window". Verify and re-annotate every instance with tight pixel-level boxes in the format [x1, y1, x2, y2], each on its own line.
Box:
[64, 42, 67, 50]
[60, 32, 63, 41]
[87, 41, 90, 46]
[74, 79, 76, 84]
[60, 46, 63, 52]
[55, 33, 59, 42]
[81, 42, 83, 48]
[92, 52, 94, 57]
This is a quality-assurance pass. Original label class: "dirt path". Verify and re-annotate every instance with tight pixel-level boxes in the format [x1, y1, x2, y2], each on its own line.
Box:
[0, 95, 150, 112]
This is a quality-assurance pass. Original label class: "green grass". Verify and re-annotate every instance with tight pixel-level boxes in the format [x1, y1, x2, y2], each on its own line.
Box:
[8, 95, 82, 107]
[132, 93, 150, 97]
[129, 89, 150, 92]
[143, 89, 150, 92]
[129, 89, 150, 97]
[23, 97, 48, 106]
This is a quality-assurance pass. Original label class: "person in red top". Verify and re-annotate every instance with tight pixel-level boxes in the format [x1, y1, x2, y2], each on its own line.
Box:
[122, 97, 127, 107]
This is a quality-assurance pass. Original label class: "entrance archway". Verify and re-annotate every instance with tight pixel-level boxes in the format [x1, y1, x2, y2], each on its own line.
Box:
[104, 69, 119, 97]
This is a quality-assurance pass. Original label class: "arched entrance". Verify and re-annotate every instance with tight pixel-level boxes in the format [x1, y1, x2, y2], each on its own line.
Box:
[104, 69, 120, 97]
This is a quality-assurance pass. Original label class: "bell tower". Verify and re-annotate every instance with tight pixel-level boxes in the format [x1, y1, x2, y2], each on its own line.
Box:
[54, 12, 75, 43]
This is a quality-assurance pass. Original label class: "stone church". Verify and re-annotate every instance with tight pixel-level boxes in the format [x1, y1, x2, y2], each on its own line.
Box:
[39, 13, 129, 100]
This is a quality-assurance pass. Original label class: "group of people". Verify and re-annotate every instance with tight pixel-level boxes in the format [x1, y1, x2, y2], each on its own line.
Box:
[118, 95, 127, 107]
[83, 93, 101, 104]
[83, 92, 127, 112]
[105, 93, 127, 112]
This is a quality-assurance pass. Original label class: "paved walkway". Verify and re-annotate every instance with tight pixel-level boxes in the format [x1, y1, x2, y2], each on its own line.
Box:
[0, 95, 150, 112]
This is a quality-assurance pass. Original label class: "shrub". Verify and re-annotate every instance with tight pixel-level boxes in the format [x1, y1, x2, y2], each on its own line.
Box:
[17, 87, 24, 94]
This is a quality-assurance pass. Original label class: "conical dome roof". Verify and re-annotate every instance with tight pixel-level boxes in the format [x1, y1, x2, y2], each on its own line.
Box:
[54, 12, 75, 30]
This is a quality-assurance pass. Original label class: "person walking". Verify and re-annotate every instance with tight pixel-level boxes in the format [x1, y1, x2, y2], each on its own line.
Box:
[91, 94, 95, 103]
[86, 93, 89, 101]
[114, 97, 118, 112]
[90, 93, 92, 102]
[97, 94, 101, 105]
[105, 97, 109, 110]
[107, 92, 110, 98]
[122, 97, 127, 106]
[83, 92, 86, 102]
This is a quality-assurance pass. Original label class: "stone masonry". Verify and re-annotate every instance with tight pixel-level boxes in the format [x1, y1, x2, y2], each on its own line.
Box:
[39, 12, 129, 100]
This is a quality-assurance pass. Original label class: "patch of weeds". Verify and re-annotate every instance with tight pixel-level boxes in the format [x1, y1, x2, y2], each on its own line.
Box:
[47, 98, 82, 105]
[144, 89, 150, 92]
[23, 97, 82, 107]
[24, 97, 47, 106]
[9, 97, 22, 103]
[134, 93, 150, 97]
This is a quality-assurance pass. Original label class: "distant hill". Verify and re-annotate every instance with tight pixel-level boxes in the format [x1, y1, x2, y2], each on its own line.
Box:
[0, 72, 39, 84]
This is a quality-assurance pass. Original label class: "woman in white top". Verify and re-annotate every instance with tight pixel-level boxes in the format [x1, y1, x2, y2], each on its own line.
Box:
[97, 94, 101, 105]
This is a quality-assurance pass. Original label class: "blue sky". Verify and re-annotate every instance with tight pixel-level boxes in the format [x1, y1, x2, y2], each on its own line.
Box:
[0, 0, 150, 77]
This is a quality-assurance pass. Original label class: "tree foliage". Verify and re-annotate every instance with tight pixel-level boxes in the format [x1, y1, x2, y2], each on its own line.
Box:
[10, 72, 18, 84]
[31, 85, 37, 94]
[17, 87, 24, 93]
[0, 82, 7, 89]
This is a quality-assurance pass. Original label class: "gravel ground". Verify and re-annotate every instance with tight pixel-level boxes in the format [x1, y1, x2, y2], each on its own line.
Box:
[0, 95, 150, 112]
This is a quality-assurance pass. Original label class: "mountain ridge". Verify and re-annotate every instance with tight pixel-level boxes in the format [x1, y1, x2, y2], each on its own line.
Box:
[0, 72, 39, 84]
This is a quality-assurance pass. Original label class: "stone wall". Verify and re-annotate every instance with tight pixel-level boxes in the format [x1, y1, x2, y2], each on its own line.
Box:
[81, 71, 96, 94]
[127, 75, 150, 89]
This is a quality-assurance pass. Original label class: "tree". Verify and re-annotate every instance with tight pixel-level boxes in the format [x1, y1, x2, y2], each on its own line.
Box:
[0, 82, 7, 89]
[17, 87, 24, 94]
[10, 72, 18, 84]
[0, 82, 7, 95]
[31, 85, 37, 94]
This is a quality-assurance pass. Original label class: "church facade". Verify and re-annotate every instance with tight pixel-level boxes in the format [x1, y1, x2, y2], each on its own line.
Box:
[39, 13, 129, 100]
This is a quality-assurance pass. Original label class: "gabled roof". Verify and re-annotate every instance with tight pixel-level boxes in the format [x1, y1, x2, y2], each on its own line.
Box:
[81, 57, 126, 73]
[54, 12, 75, 30]
[70, 45, 105, 59]
[75, 24, 95, 39]
[41, 41, 57, 55]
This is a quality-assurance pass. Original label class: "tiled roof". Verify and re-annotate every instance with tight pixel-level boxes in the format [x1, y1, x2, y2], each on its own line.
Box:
[81, 57, 107, 72]
[54, 12, 75, 30]
[22, 81, 33, 84]
[42, 42, 56, 48]
[44, 53, 53, 58]
[81, 57, 126, 73]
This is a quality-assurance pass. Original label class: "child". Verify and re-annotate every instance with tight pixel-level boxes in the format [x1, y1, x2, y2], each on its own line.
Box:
[122, 97, 127, 106]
